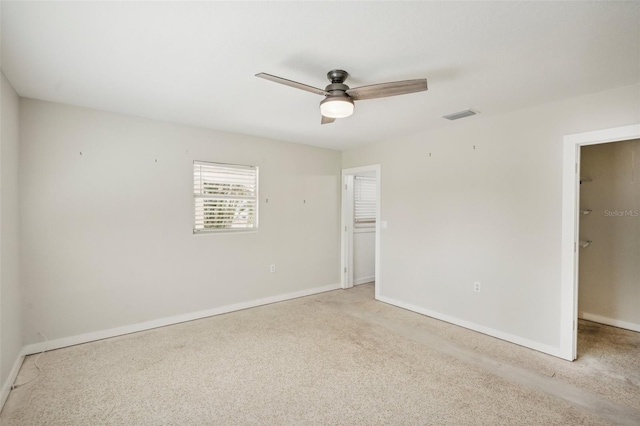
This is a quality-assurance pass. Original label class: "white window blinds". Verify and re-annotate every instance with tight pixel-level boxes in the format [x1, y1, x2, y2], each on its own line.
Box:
[354, 176, 376, 224]
[193, 161, 258, 233]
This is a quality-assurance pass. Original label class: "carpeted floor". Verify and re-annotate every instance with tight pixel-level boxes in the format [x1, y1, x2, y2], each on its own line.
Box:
[2, 284, 639, 425]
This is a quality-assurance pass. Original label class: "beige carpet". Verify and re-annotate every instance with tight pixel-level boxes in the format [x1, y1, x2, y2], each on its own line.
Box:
[2, 284, 639, 425]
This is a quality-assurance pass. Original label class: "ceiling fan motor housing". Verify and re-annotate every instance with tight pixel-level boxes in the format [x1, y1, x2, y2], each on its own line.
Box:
[325, 82, 350, 94]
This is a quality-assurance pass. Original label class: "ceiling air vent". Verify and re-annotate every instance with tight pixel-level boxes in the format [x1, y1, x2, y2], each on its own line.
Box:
[443, 109, 477, 120]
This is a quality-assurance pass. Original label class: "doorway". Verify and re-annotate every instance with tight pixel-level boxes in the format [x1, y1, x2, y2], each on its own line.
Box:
[341, 165, 381, 299]
[578, 139, 640, 328]
[562, 124, 640, 360]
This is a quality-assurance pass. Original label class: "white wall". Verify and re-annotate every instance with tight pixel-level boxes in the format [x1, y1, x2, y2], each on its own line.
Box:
[579, 139, 640, 330]
[1, 72, 22, 398]
[19, 99, 341, 346]
[342, 83, 640, 357]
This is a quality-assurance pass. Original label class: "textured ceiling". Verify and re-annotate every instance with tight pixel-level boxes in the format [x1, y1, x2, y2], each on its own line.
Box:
[2, 1, 639, 150]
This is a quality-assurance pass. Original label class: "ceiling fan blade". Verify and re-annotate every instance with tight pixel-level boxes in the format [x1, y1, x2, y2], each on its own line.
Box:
[346, 79, 428, 101]
[321, 115, 336, 125]
[256, 73, 328, 96]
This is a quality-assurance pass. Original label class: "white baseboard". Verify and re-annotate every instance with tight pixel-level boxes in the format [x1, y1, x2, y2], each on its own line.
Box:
[354, 276, 375, 285]
[377, 295, 567, 360]
[579, 312, 640, 333]
[22, 283, 341, 356]
[0, 353, 25, 412]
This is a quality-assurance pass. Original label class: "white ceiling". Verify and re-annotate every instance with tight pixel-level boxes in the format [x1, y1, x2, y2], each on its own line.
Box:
[2, 1, 639, 150]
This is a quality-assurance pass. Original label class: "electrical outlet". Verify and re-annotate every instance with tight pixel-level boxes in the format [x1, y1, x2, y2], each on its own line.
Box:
[474, 281, 481, 292]
[270, 264, 276, 273]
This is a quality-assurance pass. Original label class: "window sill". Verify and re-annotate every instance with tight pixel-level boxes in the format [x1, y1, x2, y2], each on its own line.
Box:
[193, 229, 259, 236]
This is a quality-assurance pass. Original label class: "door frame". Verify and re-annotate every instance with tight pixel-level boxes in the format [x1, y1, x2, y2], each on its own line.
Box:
[561, 123, 640, 360]
[341, 165, 381, 299]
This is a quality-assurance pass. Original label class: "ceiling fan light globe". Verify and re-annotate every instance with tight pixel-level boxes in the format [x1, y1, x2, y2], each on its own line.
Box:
[320, 97, 354, 118]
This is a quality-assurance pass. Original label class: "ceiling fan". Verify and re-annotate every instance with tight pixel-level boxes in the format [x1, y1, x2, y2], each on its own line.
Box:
[255, 69, 428, 124]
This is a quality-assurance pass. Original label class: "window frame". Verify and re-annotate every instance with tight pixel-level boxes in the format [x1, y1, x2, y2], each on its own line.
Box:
[193, 160, 259, 234]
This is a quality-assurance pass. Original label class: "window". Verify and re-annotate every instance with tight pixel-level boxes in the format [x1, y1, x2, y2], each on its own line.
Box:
[193, 161, 258, 233]
[354, 176, 376, 225]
